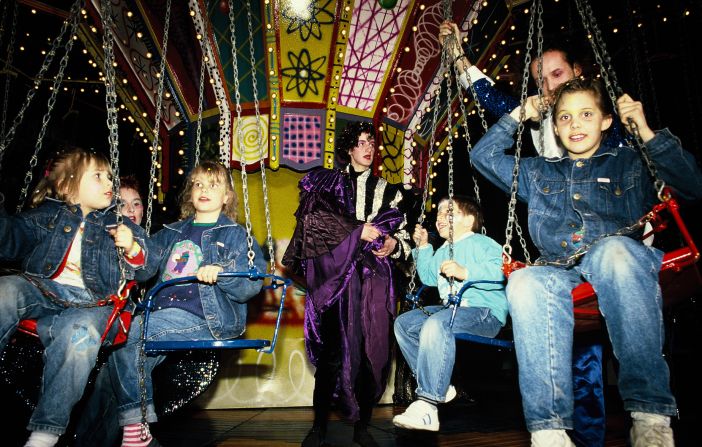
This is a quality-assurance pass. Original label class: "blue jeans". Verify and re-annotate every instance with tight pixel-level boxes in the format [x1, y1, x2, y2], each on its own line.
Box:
[107, 307, 211, 426]
[0, 275, 113, 435]
[506, 236, 676, 432]
[394, 305, 502, 402]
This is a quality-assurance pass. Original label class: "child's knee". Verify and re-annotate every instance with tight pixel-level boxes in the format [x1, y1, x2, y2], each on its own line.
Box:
[67, 323, 102, 355]
[419, 316, 449, 341]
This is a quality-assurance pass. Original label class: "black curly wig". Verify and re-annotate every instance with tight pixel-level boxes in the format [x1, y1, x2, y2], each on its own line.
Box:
[335, 121, 375, 168]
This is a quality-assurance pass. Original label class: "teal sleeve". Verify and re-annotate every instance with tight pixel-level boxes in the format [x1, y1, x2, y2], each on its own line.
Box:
[412, 245, 439, 286]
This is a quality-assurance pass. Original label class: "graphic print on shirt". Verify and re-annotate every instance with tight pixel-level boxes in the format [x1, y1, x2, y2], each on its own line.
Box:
[161, 239, 203, 281]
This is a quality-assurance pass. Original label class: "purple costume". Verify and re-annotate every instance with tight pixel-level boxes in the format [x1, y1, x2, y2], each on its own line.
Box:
[284, 168, 404, 421]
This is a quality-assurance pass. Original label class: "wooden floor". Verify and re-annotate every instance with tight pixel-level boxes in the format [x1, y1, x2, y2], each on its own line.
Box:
[150, 404, 631, 447]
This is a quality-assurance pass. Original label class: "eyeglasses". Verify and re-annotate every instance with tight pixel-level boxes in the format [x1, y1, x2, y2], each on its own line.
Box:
[357, 139, 375, 148]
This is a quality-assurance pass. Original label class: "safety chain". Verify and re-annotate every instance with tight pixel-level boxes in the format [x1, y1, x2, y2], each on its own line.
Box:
[124, 0, 171, 437]
[502, 0, 541, 265]
[144, 0, 172, 236]
[22, 274, 104, 308]
[441, 0, 455, 279]
[574, 0, 620, 109]
[245, 0, 275, 275]
[450, 18, 488, 235]
[1, 0, 18, 138]
[574, 0, 663, 194]
[405, 40, 449, 296]
[533, 215, 650, 268]
[534, 0, 545, 157]
[228, 1, 256, 270]
[16, 3, 82, 212]
[0, 0, 81, 171]
[194, 47, 206, 166]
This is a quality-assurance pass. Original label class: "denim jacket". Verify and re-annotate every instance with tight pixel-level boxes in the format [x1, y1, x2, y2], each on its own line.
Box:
[471, 114, 702, 262]
[152, 214, 265, 339]
[0, 197, 159, 299]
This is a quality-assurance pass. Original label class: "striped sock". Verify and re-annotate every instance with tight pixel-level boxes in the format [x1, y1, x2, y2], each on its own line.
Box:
[121, 423, 153, 447]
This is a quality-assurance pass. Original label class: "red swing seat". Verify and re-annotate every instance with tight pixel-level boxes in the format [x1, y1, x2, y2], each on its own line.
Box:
[502, 190, 700, 332]
[13, 280, 139, 343]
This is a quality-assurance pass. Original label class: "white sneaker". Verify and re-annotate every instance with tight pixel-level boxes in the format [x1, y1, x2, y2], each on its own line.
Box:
[531, 429, 575, 447]
[444, 385, 457, 403]
[630, 412, 674, 447]
[393, 400, 439, 432]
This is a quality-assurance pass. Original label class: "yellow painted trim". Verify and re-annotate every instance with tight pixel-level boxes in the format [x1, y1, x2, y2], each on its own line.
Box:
[264, 1, 280, 170]
[324, 0, 353, 169]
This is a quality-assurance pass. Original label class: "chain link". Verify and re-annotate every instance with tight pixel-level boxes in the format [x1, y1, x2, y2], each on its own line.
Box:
[442, 0, 456, 294]
[406, 38, 449, 295]
[574, 0, 663, 192]
[245, 0, 275, 275]
[0, 0, 81, 172]
[194, 48, 206, 166]
[450, 16, 487, 235]
[144, 0, 172, 236]
[16, 1, 83, 212]
[1, 0, 18, 138]
[228, 1, 256, 270]
[502, 0, 540, 264]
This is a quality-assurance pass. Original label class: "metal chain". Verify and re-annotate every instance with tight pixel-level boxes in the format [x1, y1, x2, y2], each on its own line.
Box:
[1, 0, 17, 138]
[124, 0, 171, 436]
[0, 0, 81, 171]
[16, 2, 82, 212]
[502, 0, 540, 265]
[22, 273, 105, 308]
[245, 0, 274, 275]
[441, 0, 456, 294]
[0, 1, 8, 53]
[194, 49, 206, 166]
[193, 0, 208, 167]
[573, 0, 620, 108]
[406, 47, 448, 295]
[574, 0, 663, 191]
[144, 0, 172, 236]
[533, 213, 650, 268]
[535, 0, 545, 156]
[450, 25, 487, 235]
[228, 0, 256, 270]
[630, 0, 660, 128]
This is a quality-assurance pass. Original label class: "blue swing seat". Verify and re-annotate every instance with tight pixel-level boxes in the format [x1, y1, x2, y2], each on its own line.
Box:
[140, 269, 291, 354]
[405, 281, 514, 350]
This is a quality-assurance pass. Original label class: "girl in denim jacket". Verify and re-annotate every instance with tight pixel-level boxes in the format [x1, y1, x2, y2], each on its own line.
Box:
[471, 78, 702, 447]
[0, 148, 156, 447]
[103, 161, 265, 447]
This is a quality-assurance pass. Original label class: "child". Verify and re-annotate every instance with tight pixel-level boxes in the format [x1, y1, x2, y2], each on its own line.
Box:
[0, 148, 155, 447]
[104, 160, 265, 447]
[119, 174, 144, 226]
[393, 195, 507, 432]
[470, 78, 702, 446]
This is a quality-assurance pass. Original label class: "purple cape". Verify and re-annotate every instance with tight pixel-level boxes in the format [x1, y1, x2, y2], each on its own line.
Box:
[282, 168, 403, 421]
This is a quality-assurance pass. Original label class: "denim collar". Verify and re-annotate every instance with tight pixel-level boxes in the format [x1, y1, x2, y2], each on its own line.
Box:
[546, 140, 621, 163]
[164, 213, 237, 234]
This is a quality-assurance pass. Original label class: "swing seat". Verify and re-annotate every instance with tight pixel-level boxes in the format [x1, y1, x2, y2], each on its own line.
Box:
[13, 280, 139, 341]
[405, 282, 515, 350]
[141, 270, 291, 354]
[503, 191, 700, 332]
